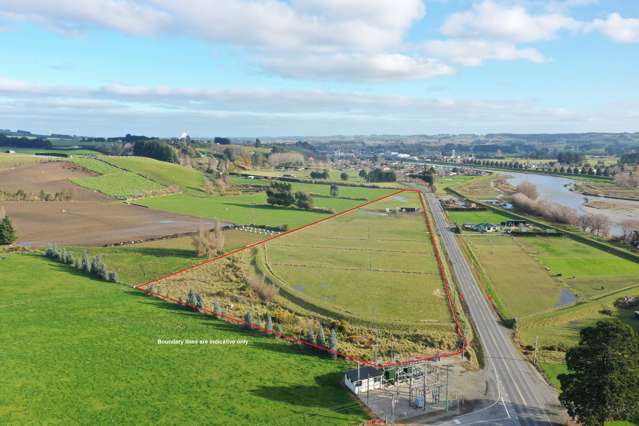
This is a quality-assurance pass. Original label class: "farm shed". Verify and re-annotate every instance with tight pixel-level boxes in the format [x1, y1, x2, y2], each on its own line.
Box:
[501, 220, 529, 228]
[344, 366, 384, 395]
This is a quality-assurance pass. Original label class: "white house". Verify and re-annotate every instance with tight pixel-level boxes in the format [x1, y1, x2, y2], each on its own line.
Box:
[344, 366, 384, 395]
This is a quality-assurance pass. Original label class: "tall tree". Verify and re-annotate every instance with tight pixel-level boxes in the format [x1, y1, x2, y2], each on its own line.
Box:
[329, 184, 339, 198]
[0, 215, 17, 245]
[559, 320, 639, 426]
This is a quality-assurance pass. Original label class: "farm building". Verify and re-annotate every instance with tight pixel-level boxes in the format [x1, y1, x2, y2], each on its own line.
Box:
[501, 220, 529, 228]
[463, 223, 499, 233]
[344, 366, 384, 395]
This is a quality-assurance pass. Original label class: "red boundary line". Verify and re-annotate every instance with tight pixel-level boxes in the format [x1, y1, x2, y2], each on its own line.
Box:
[134, 189, 466, 367]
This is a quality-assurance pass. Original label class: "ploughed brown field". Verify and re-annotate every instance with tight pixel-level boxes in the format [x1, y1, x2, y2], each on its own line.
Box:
[1, 161, 220, 246]
[0, 161, 106, 201]
[3, 201, 218, 247]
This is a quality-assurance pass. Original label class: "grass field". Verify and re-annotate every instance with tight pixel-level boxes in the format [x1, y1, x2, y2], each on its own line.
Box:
[72, 157, 164, 199]
[518, 285, 639, 349]
[241, 168, 399, 187]
[67, 230, 265, 286]
[0, 153, 48, 169]
[447, 209, 512, 225]
[232, 176, 395, 199]
[463, 235, 639, 319]
[455, 174, 507, 199]
[434, 175, 478, 195]
[137, 184, 396, 229]
[0, 254, 366, 425]
[103, 156, 205, 189]
[263, 192, 451, 326]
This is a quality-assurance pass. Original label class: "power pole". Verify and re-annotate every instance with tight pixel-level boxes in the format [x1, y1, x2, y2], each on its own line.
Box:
[445, 365, 450, 412]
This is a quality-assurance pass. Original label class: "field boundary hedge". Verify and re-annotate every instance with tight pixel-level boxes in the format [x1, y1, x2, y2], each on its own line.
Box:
[135, 188, 466, 367]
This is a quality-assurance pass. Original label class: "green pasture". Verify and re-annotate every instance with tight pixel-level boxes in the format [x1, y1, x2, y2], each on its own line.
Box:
[434, 175, 478, 195]
[525, 238, 639, 298]
[463, 234, 639, 319]
[0, 254, 366, 425]
[462, 235, 561, 318]
[137, 183, 396, 229]
[242, 168, 397, 186]
[232, 176, 396, 199]
[518, 285, 639, 350]
[66, 231, 265, 286]
[71, 157, 165, 198]
[447, 209, 511, 225]
[103, 156, 205, 189]
[262, 193, 453, 326]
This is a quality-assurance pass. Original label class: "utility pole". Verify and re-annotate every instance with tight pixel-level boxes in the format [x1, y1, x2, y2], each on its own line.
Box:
[445, 365, 450, 412]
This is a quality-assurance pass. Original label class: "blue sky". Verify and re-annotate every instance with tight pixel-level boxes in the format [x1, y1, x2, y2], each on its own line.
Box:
[0, 0, 638, 137]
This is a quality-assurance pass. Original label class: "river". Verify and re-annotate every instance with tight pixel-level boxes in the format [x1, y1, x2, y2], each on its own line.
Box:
[500, 171, 639, 236]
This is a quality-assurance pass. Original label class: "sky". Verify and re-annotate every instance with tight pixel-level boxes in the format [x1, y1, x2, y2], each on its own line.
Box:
[0, 0, 638, 137]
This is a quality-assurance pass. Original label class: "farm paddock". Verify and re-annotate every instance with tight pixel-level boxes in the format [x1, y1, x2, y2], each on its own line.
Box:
[3, 201, 218, 247]
[0, 254, 366, 425]
[149, 191, 462, 363]
[0, 161, 107, 201]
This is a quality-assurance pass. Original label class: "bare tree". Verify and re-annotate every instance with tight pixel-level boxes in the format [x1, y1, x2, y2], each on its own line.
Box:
[247, 273, 279, 302]
[202, 178, 215, 195]
[621, 219, 639, 243]
[214, 220, 225, 252]
[516, 181, 539, 200]
[268, 152, 304, 168]
[191, 223, 220, 257]
[582, 213, 611, 238]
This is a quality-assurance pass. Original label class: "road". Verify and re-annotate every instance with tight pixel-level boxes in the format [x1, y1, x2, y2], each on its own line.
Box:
[423, 191, 565, 426]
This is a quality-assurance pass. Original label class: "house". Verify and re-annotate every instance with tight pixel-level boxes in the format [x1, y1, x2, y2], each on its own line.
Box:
[476, 223, 498, 233]
[399, 207, 418, 213]
[344, 366, 384, 395]
[5, 150, 15, 154]
[501, 220, 529, 228]
[463, 223, 478, 231]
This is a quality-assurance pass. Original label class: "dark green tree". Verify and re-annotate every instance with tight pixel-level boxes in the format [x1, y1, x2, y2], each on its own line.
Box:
[265, 316, 273, 334]
[294, 191, 313, 209]
[329, 184, 339, 198]
[266, 182, 295, 207]
[316, 326, 326, 347]
[340, 172, 349, 181]
[559, 320, 639, 426]
[0, 215, 17, 245]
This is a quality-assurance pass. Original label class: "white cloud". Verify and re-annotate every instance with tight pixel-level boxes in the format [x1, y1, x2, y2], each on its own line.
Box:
[588, 12, 639, 43]
[0, 0, 169, 34]
[424, 39, 546, 66]
[441, 0, 582, 42]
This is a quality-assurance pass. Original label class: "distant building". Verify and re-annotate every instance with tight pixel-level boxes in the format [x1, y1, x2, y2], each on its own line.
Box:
[344, 366, 384, 395]
[178, 131, 191, 142]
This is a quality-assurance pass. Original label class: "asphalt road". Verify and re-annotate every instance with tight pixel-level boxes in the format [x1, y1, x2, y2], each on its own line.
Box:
[423, 191, 565, 426]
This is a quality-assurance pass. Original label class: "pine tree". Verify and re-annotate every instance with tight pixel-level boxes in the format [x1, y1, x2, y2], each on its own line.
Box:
[329, 329, 338, 352]
[213, 301, 221, 317]
[108, 271, 119, 283]
[265, 316, 273, 335]
[244, 311, 253, 328]
[81, 251, 91, 273]
[187, 289, 196, 307]
[306, 327, 315, 344]
[316, 326, 326, 347]
[0, 215, 17, 245]
[195, 293, 204, 310]
[276, 323, 284, 337]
